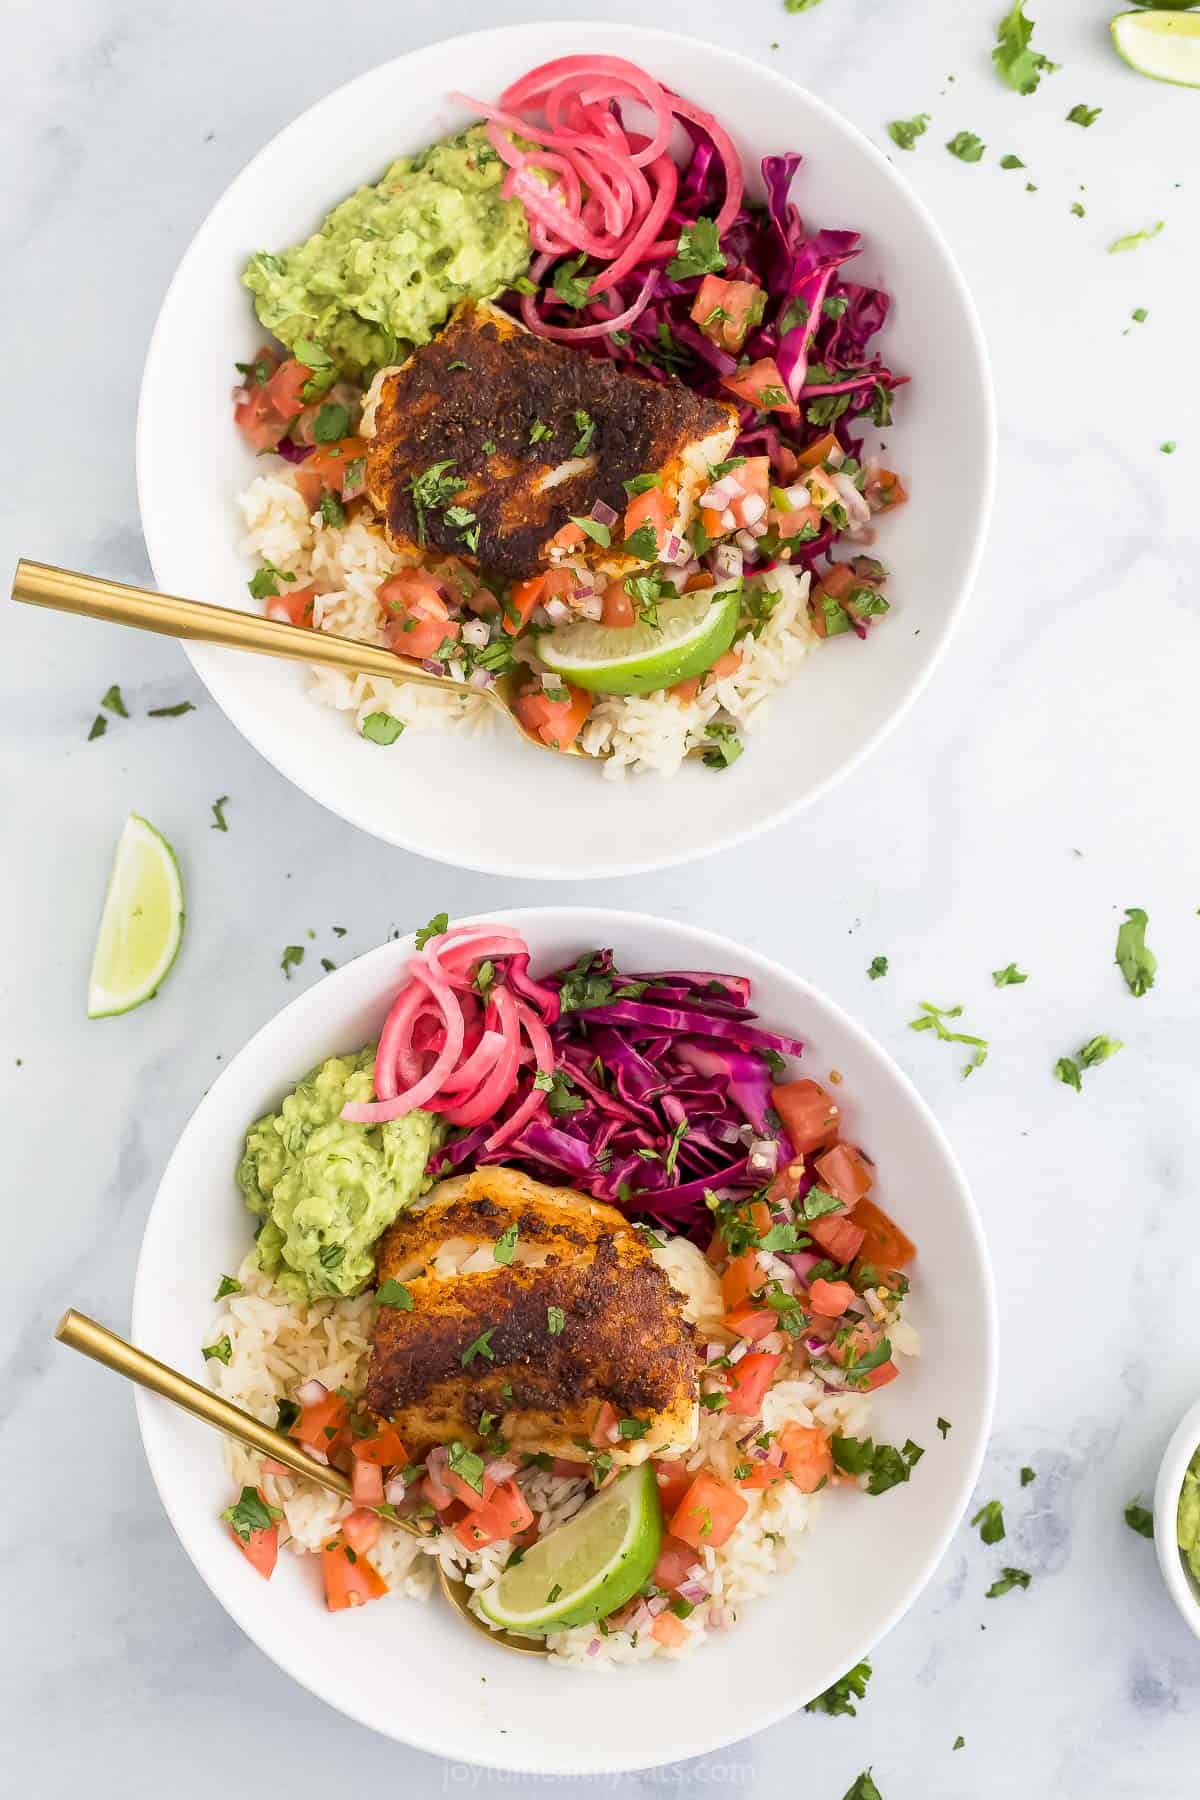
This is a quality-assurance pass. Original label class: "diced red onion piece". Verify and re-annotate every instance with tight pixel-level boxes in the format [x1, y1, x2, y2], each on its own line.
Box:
[302, 1444, 330, 1466]
[646, 1593, 670, 1617]
[384, 1473, 408, 1506]
[485, 1457, 519, 1485]
[587, 1638, 602, 1656]
[469, 667, 495, 690]
[712, 544, 743, 582]
[677, 1579, 708, 1605]
[590, 498, 618, 527]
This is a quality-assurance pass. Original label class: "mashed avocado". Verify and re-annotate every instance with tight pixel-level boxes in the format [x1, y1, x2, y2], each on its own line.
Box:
[237, 1046, 436, 1301]
[1179, 1449, 1200, 1583]
[243, 126, 530, 378]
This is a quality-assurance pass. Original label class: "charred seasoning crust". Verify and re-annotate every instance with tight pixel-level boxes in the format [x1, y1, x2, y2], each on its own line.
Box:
[366, 305, 734, 579]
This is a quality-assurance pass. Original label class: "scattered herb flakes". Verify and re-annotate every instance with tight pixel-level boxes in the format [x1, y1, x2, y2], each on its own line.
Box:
[202, 1336, 232, 1364]
[992, 2, 1060, 96]
[529, 419, 553, 446]
[1124, 1500, 1154, 1539]
[783, 0, 826, 10]
[1070, 202, 1086, 218]
[831, 1434, 923, 1493]
[805, 1660, 873, 1717]
[461, 1328, 496, 1366]
[211, 795, 230, 832]
[1020, 1466, 1036, 1486]
[953, 1736, 966, 1751]
[1115, 906, 1156, 997]
[547, 1305, 566, 1336]
[100, 684, 128, 718]
[376, 1278, 414, 1310]
[280, 944, 305, 980]
[320, 958, 336, 973]
[313, 402, 350, 443]
[571, 409, 596, 458]
[552, 254, 593, 310]
[415, 911, 449, 949]
[908, 1001, 988, 1077]
[147, 701, 195, 718]
[971, 1499, 1006, 1545]
[448, 1440, 486, 1495]
[1131, 308, 1149, 324]
[248, 557, 296, 600]
[221, 1486, 282, 1541]
[361, 711, 405, 746]
[1055, 1056, 1082, 1091]
[1161, 441, 1177, 455]
[1026, 181, 1038, 193]
[868, 956, 889, 981]
[985, 1566, 1031, 1598]
[493, 1222, 519, 1266]
[1109, 222, 1164, 254]
[946, 132, 986, 164]
[1081, 1033, 1123, 1066]
[887, 114, 930, 152]
[992, 962, 1028, 986]
[87, 714, 107, 741]
[1000, 153, 1026, 169]
[937, 1417, 952, 1439]
[702, 721, 744, 770]
[1066, 103, 1101, 127]
[319, 491, 346, 529]
[841, 1773, 883, 1800]
[212, 1275, 242, 1300]
[617, 1417, 649, 1440]
[666, 216, 726, 281]
[568, 514, 611, 548]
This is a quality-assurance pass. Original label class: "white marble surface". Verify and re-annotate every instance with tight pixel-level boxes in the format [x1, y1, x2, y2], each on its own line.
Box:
[5, 0, 1200, 1793]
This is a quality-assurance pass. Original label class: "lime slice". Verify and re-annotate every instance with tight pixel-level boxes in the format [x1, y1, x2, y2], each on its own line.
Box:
[477, 1464, 663, 1634]
[1112, 11, 1200, 85]
[537, 585, 740, 695]
[87, 814, 185, 1018]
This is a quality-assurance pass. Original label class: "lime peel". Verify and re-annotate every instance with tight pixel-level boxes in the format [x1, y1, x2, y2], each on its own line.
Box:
[87, 813, 185, 1018]
[1111, 11, 1200, 87]
[477, 1463, 663, 1634]
[537, 585, 741, 696]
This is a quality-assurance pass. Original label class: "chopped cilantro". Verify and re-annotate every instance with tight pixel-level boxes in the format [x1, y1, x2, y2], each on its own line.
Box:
[985, 1567, 1031, 1598]
[571, 409, 595, 458]
[280, 945, 304, 979]
[493, 1222, 519, 1266]
[946, 131, 986, 164]
[992, 962, 1027, 986]
[1070, 201, 1086, 218]
[971, 1499, 1006, 1545]
[1161, 441, 1177, 455]
[841, 1772, 883, 1800]
[212, 1275, 241, 1300]
[447, 1440, 485, 1495]
[992, 2, 1060, 95]
[937, 1417, 952, 1439]
[87, 714, 107, 741]
[529, 419, 553, 445]
[552, 254, 593, 309]
[247, 557, 296, 600]
[666, 216, 726, 281]
[623, 472, 662, 496]
[1124, 1500, 1154, 1539]
[275, 1398, 299, 1433]
[1020, 1465, 1036, 1486]
[408, 460, 465, 544]
[617, 1417, 649, 1439]
[147, 701, 196, 718]
[908, 1001, 988, 1077]
[546, 1305, 566, 1336]
[461, 1329, 496, 1366]
[221, 1486, 282, 1541]
[415, 912, 448, 948]
[1115, 906, 1156, 997]
[361, 712, 404, 746]
[1131, 308, 1148, 324]
[1000, 153, 1026, 169]
[805, 1659, 873, 1717]
[621, 520, 660, 562]
[702, 722, 744, 770]
[210, 795, 230, 832]
[313, 402, 350, 443]
[868, 955, 889, 981]
[569, 514, 611, 548]
[807, 392, 853, 427]
[1109, 222, 1164, 254]
[1054, 1055, 1082, 1092]
[954, 1736, 965, 1751]
[375, 1278, 413, 1310]
[202, 1336, 232, 1364]
[101, 684, 128, 718]
[887, 114, 930, 152]
[1066, 103, 1101, 127]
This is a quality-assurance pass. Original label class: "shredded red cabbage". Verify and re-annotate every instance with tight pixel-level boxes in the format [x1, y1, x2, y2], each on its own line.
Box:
[427, 947, 799, 1238]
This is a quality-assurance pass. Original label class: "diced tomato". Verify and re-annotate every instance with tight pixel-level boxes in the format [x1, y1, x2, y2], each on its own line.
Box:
[807, 1213, 866, 1264]
[590, 1401, 620, 1449]
[691, 275, 766, 352]
[826, 1318, 881, 1370]
[653, 1459, 695, 1517]
[623, 485, 671, 556]
[700, 506, 726, 541]
[551, 521, 586, 551]
[341, 1507, 382, 1555]
[351, 1458, 385, 1506]
[797, 432, 840, 470]
[550, 1455, 588, 1479]
[290, 1391, 350, 1456]
[669, 1471, 749, 1550]
[512, 1517, 541, 1550]
[228, 1487, 278, 1580]
[264, 584, 318, 628]
[724, 1350, 782, 1416]
[263, 357, 313, 424]
[720, 1251, 763, 1313]
[444, 1466, 499, 1512]
[506, 567, 577, 636]
[737, 1453, 790, 1491]
[234, 385, 288, 452]
[863, 1360, 900, 1391]
[723, 1305, 777, 1342]
[774, 444, 800, 483]
[722, 358, 797, 416]
[380, 570, 460, 661]
[651, 1610, 690, 1648]
[709, 648, 742, 682]
[601, 580, 636, 629]
[777, 1422, 834, 1493]
[303, 436, 367, 495]
[351, 1425, 408, 1468]
[513, 682, 592, 751]
[668, 676, 701, 703]
[771, 1079, 840, 1153]
[773, 502, 822, 542]
[767, 1158, 805, 1206]
[808, 1277, 856, 1318]
[852, 1197, 916, 1270]
[727, 456, 771, 529]
[292, 468, 326, 513]
[865, 466, 908, 512]
[819, 562, 858, 601]
[814, 1143, 874, 1209]
[452, 1479, 535, 1551]
[321, 1539, 388, 1611]
[652, 1534, 697, 1591]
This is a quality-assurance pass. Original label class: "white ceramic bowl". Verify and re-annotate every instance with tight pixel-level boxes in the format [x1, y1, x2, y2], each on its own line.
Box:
[131, 907, 996, 1773]
[1154, 1396, 1200, 1638]
[137, 22, 994, 881]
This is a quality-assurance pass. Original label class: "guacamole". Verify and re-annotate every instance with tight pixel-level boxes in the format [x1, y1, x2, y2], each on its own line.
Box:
[237, 1046, 436, 1300]
[243, 127, 531, 378]
[1179, 1448, 1200, 1583]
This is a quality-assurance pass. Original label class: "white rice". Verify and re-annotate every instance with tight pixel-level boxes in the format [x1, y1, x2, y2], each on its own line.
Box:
[236, 468, 819, 774]
[207, 1239, 917, 1668]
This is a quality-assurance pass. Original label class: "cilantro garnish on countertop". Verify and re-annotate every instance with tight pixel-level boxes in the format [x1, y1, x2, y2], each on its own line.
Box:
[1115, 907, 1156, 997]
[992, 1, 1060, 95]
[805, 1659, 873, 1717]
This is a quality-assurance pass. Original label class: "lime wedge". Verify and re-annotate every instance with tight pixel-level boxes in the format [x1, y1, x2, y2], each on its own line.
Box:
[537, 585, 740, 695]
[477, 1463, 663, 1634]
[1112, 11, 1200, 85]
[87, 814, 185, 1018]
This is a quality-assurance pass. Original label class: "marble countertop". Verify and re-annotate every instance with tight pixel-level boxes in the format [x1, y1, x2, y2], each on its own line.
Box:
[5, 0, 1199, 1793]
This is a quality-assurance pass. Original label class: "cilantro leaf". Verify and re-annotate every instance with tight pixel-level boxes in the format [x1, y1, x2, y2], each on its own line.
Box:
[312, 402, 350, 443]
[147, 701, 196, 718]
[375, 1278, 414, 1310]
[202, 1336, 233, 1364]
[279, 945, 304, 979]
[361, 712, 404, 746]
[571, 409, 596, 458]
[971, 1499, 1006, 1545]
[415, 912, 449, 949]
[1055, 1056, 1082, 1091]
[1109, 222, 1164, 254]
[887, 114, 930, 152]
[211, 795, 230, 832]
[552, 254, 593, 309]
[908, 1001, 988, 1078]
[1000, 153, 1026, 169]
[493, 1222, 519, 1266]
[937, 1418, 952, 1438]
[546, 1305, 566, 1336]
[212, 1275, 241, 1300]
[992, 962, 1028, 986]
[248, 557, 296, 601]
[992, 2, 1060, 96]
[805, 1659, 873, 1717]
[868, 955, 889, 980]
[985, 1567, 1031, 1598]
[666, 217, 726, 281]
[1021, 1465, 1036, 1485]
[101, 684, 128, 718]
[841, 1771, 883, 1800]
[1115, 906, 1156, 998]
[946, 131, 986, 164]
[1066, 103, 1101, 127]
[447, 1440, 485, 1495]
[1124, 1500, 1154, 1539]
[461, 1329, 496, 1366]
[221, 1486, 282, 1541]
[569, 514, 611, 548]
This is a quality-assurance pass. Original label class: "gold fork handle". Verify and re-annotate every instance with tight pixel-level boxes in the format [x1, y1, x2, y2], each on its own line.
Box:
[11, 558, 461, 694]
[55, 1308, 353, 1501]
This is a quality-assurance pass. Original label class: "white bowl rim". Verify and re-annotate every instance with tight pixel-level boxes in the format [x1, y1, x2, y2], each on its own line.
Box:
[1154, 1393, 1200, 1638]
[130, 904, 998, 1771]
[135, 20, 997, 882]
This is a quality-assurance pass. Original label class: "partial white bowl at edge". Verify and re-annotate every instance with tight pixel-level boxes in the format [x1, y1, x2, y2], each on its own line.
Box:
[136, 21, 995, 880]
[130, 907, 997, 1774]
[1154, 1394, 1200, 1639]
